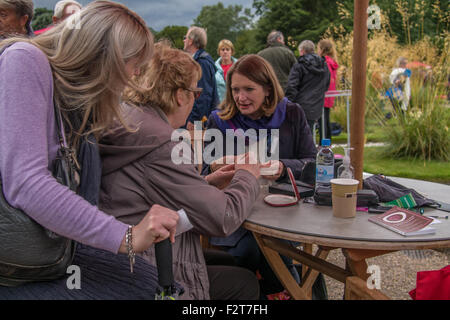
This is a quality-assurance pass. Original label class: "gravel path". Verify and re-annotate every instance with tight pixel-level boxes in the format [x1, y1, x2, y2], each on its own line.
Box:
[322, 247, 450, 300]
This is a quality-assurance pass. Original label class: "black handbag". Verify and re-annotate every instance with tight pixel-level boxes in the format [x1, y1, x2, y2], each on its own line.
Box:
[0, 107, 78, 287]
[313, 185, 379, 207]
[363, 174, 438, 207]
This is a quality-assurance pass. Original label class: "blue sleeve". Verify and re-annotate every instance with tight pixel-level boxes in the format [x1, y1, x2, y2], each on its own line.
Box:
[188, 59, 218, 123]
[201, 114, 220, 175]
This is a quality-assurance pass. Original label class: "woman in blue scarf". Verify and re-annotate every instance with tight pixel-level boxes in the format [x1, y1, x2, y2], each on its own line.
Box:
[203, 54, 318, 299]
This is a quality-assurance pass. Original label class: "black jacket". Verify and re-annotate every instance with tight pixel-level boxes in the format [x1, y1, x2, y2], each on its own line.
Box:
[285, 53, 330, 121]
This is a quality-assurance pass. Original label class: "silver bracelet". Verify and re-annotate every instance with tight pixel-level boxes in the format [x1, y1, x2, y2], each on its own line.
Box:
[126, 225, 135, 273]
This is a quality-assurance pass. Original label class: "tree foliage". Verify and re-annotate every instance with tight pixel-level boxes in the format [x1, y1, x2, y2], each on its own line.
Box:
[154, 25, 188, 50]
[253, 0, 339, 51]
[330, 0, 449, 46]
[193, 2, 253, 59]
[32, 8, 53, 31]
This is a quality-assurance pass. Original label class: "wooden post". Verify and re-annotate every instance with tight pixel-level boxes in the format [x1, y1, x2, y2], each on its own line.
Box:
[351, 0, 369, 188]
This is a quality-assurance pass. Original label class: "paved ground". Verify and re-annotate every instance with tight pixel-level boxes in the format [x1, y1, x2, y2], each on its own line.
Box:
[322, 247, 450, 300]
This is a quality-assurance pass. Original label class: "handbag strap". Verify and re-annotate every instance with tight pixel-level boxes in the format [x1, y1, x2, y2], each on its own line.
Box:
[53, 103, 69, 149]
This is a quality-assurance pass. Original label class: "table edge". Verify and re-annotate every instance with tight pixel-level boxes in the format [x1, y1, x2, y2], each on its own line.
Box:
[243, 221, 450, 250]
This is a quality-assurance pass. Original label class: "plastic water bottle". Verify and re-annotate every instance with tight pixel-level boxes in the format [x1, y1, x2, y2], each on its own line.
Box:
[315, 139, 334, 191]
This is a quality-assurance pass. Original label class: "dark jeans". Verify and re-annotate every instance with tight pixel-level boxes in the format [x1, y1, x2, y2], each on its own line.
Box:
[204, 249, 260, 300]
[0, 243, 181, 300]
[219, 232, 300, 296]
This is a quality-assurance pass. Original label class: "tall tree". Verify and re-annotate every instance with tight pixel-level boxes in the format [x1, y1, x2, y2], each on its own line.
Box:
[155, 25, 188, 50]
[32, 8, 53, 31]
[193, 2, 253, 59]
[252, 0, 340, 51]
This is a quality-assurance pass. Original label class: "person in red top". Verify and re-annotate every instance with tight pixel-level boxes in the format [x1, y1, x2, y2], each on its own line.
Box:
[215, 39, 237, 103]
[318, 39, 339, 142]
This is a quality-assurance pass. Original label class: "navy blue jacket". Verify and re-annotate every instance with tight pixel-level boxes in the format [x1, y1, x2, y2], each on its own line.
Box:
[187, 49, 219, 124]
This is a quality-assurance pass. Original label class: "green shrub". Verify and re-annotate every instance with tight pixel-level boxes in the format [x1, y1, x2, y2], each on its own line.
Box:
[384, 96, 450, 161]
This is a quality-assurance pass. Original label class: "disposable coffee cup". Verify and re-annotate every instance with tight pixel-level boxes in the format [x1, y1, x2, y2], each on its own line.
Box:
[330, 178, 359, 218]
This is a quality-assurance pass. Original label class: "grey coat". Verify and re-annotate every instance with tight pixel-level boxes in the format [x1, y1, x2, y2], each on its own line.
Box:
[98, 103, 260, 299]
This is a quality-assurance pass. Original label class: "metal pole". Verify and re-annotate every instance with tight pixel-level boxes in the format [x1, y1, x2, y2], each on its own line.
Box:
[351, 0, 369, 188]
[321, 107, 325, 144]
[346, 95, 350, 147]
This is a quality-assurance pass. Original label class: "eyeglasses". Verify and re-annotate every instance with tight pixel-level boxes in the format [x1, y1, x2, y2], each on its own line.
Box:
[185, 87, 203, 100]
[263, 168, 301, 207]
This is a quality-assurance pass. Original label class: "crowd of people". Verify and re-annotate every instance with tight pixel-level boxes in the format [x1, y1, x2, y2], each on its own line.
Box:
[0, 0, 345, 300]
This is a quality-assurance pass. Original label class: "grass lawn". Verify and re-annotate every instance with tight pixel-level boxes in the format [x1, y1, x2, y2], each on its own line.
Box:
[332, 146, 450, 184]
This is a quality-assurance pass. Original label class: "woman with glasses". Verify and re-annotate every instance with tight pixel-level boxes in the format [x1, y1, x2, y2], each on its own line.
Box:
[98, 42, 262, 300]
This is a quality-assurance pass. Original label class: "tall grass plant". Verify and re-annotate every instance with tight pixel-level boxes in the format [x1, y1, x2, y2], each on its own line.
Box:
[325, 2, 450, 162]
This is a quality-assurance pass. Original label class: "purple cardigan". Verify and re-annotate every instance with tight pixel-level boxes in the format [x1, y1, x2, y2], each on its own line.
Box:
[0, 42, 127, 253]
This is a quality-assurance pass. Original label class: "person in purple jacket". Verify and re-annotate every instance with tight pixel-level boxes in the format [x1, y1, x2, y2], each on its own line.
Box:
[203, 54, 324, 299]
[0, 1, 180, 299]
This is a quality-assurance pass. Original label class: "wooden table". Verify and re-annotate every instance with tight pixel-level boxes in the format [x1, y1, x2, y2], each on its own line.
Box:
[243, 176, 450, 300]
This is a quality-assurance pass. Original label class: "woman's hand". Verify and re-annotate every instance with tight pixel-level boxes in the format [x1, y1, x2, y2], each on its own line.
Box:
[119, 204, 179, 254]
[260, 160, 285, 181]
[210, 155, 237, 172]
[235, 153, 261, 180]
[205, 164, 235, 189]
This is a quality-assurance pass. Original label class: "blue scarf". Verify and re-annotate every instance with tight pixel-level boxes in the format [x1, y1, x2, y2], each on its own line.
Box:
[212, 97, 288, 135]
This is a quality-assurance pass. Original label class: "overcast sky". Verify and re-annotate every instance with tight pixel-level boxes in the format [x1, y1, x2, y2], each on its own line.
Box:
[33, 0, 254, 31]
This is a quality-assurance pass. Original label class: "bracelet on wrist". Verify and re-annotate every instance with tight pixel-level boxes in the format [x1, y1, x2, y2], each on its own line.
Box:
[126, 225, 135, 273]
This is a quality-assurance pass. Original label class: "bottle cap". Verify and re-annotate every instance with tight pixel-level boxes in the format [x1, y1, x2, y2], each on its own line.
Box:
[321, 139, 331, 147]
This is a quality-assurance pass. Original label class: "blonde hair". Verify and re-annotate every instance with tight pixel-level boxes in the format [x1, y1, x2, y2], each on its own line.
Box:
[217, 39, 234, 55]
[219, 54, 284, 120]
[318, 39, 338, 62]
[124, 41, 201, 115]
[0, 1, 154, 149]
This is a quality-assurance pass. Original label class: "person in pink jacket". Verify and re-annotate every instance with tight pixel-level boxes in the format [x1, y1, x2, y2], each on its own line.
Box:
[318, 39, 339, 143]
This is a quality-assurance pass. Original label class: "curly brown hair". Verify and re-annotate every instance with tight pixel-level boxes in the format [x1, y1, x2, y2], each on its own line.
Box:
[124, 41, 202, 115]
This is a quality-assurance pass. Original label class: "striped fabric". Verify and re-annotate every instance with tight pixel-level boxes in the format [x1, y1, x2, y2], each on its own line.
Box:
[382, 193, 417, 209]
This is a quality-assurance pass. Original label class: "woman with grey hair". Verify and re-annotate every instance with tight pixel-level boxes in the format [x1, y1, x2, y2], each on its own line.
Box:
[0, 0, 34, 38]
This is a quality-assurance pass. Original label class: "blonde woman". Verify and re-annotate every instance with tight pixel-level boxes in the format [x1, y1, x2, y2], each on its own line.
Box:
[0, 1, 179, 298]
[215, 39, 237, 103]
[99, 42, 261, 300]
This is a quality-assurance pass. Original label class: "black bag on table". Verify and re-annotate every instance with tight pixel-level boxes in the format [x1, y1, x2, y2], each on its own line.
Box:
[362, 174, 438, 207]
[313, 185, 379, 207]
[0, 107, 79, 287]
